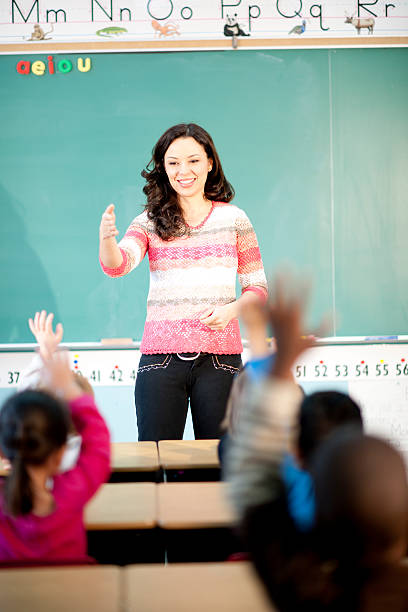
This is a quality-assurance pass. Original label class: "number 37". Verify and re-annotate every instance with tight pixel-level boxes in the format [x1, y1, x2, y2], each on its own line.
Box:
[7, 371, 20, 384]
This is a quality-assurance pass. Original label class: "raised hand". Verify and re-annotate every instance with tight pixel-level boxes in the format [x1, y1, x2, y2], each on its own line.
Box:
[267, 273, 320, 380]
[28, 311, 63, 359]
[100, 203, 119, 240]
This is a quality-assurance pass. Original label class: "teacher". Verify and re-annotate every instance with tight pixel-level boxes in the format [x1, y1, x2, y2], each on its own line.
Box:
[99, 123, 267, 441]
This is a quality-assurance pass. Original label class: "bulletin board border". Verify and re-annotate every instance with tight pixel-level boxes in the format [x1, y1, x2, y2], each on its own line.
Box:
[1, 36, 407, 55]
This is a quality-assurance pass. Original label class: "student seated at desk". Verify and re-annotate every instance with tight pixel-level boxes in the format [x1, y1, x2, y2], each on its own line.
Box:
[0, 350, 110, 562]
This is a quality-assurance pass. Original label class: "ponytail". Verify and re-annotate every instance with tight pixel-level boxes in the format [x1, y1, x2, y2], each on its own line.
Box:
[4, 455, 33, 516]
[0, 390, 70, 517]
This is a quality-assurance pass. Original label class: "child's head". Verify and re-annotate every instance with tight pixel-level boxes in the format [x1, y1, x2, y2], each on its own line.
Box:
[311, 427, 408, 567]
[0, 390, 71, 516]
[297, 391, 363, 467]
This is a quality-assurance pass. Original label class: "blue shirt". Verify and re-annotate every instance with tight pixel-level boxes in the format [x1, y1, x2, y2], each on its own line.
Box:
[281, 453, 315, 531]
[245, 353, 275, 382]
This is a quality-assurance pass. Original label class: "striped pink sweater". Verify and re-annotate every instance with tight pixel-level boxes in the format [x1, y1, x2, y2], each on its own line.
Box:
[101, 202, 267, 354]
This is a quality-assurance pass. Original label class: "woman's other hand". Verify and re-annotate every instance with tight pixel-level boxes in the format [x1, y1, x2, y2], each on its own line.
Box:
[200, 303, 237, 331]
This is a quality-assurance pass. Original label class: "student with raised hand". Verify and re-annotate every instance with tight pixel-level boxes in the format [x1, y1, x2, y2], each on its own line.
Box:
[226, 276, 363, 518]
[17, 311, 83, 474]
[99, 123, 267, 441]
[0, 351, 110, 562]
[226, 274, 316, 519]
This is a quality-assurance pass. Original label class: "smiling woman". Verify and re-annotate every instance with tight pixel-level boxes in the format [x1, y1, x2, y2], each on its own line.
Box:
[99, 123, 268, 442]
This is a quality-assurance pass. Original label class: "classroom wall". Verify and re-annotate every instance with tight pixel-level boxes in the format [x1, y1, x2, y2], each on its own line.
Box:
[1, 48, 407, 342]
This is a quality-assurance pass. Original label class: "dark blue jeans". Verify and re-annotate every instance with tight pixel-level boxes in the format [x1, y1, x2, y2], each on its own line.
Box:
[135, 353, 242, 441]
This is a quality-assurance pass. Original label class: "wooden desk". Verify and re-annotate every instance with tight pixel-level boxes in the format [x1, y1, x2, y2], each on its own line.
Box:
[1, 566, 121, 612]
[123, 562, 273, 611]
[85, 482, 156, 530]
[158, 440, 219, 470]
[157, 482, 235, 529]
[3, 443, 160, 478]
[111, 442, 159, 472]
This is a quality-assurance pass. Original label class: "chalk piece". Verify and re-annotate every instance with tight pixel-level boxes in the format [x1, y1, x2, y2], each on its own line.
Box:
[101, 338, 133, 345]
[364, 336, 398, 341]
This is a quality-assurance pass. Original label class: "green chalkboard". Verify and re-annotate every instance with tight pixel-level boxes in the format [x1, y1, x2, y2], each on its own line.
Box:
[0, 48, 407, 343]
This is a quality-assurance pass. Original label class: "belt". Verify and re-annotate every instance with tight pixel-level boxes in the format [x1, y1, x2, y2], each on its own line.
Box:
[176, 352, 201, 361]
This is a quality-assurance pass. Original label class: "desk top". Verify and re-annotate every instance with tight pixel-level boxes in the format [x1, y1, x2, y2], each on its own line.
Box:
[157, 482, 236, 529]
[123, 562, 273, 611]
[85, 483, 156, 530]
[1, 566, 121, 612]
[1, 444, 160, 477]
[111, 442, 159, 472]
[158, 439, 220, 470]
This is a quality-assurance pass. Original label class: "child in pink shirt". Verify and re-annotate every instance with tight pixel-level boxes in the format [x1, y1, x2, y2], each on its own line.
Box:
[0, 350, 110, 562]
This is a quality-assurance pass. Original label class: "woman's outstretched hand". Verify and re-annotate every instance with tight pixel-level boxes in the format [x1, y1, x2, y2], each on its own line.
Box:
[100, 203, 119, 240]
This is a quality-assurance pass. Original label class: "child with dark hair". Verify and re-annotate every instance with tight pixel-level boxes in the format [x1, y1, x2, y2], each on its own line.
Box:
[312, 427, 408, 571]
[281, 389, 363, 533]
[306, 427, 408, 611]
[0, 351, 110, 562]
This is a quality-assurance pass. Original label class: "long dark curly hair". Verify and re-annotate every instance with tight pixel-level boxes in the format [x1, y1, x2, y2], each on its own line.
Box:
[142, 123, 234, 241]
